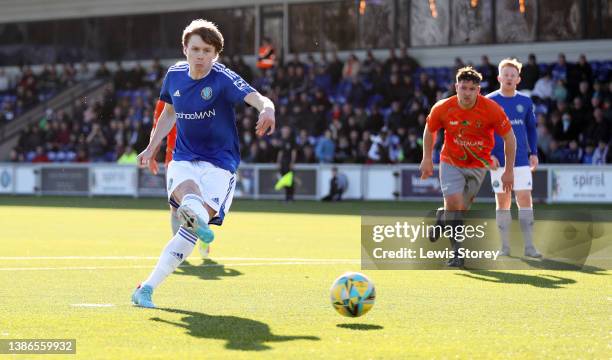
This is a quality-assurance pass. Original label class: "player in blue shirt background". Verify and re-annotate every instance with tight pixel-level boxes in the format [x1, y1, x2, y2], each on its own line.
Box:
[132, 19, 276, 308]
[488, 58, 542, 258]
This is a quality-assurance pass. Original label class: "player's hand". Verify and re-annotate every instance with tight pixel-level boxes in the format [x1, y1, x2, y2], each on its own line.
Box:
[420, 158, 434, 179]
[146, 146, 161, 175]
[490, 155, 500, 170]
[501, 169, 514, 193]
[256, 108, 275, 137]
[137, 146, 156, 169]
[529, 154, 539, 171]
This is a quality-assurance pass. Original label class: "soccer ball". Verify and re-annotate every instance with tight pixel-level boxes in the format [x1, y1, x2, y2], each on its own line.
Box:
[330, 272, 376, 317]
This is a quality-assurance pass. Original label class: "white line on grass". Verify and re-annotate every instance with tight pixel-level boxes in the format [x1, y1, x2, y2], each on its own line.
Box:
[0, 261, 361, 271]
[0, 256, 359, 262]
[70, 304, 115, 307]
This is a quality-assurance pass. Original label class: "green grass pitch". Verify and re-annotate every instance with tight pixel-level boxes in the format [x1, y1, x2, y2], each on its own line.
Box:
[0, 196, 610, 359]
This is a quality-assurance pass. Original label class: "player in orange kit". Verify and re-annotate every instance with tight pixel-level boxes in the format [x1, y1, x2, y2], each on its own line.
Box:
[420, 66, 516, 267]
[148, 99, 210, 258]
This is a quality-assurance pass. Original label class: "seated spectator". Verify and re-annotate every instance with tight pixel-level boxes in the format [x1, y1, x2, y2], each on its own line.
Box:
[552, 80, 568, 103]
[296, 144, 316, 163]
[519, 53, 539, 90]
[342, 54, 360, 81]
[581, 143, 595, 164]
[367, 128, 392, 164]
[583, 108, 610, 145]
[532, 71, 554, 102]
[592, 140, 609, 164]
[478, 55, 496, 93]
[334, 136, 352, 163]
[552, 53, 568, 83]
[0, 69, 9, 94]
[402, 129, 423, 163]
[548, 140, 567, 163]
[31, 146, 49, 163]
[386, 101, 404, 131]
[315, 130, 335, 163]
[397, 46, 420, 75]
[9, 149, 24, 162]
[554, 113, 580, 142]
[565, 140, 582, 163]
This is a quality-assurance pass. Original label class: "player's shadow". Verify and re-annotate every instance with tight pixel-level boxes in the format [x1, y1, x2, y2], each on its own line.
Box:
[457, 270, 576, 289]
[520, 257, 609, 275]
[174, 259, 243, 280]
[336, 323, 383, 331]
[151, 307, 320, 351]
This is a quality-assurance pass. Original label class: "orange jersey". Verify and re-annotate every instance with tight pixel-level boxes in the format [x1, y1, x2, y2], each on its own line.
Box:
[152, 99, 176, 165]
[426, 95, 512, 168]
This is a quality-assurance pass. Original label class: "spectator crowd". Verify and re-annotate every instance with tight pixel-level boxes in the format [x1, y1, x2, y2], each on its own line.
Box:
[3, 49, 612, 165]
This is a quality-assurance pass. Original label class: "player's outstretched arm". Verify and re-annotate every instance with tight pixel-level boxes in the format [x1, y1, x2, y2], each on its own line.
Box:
[500, 131, 516, 192]
[420, 127, 435, 179]
[245, 92, 275, 136]
[137, 102, 176, 168]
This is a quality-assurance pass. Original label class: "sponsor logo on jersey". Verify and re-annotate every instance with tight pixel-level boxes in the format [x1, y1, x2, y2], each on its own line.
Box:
[510, 119, 525, 126]
[173, 89, 181, 97]
[452, 138, 484, 147]
[233, 79, 250, 91]
[201, 87, 213, 100]
[175, 109, 216, 120]
[449, 121, 458, 126]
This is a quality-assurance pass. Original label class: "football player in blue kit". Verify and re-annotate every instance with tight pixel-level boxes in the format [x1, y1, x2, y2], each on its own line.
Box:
[132, 19, 276, 308]
[488, 58, 542, 258]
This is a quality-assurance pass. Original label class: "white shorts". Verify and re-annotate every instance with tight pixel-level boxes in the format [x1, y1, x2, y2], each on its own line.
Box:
[166, 160, 236, 222]
[490, 166, 532, 193]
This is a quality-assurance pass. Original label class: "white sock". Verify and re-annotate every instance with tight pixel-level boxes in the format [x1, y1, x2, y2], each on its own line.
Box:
[519, 208, 535, 249]
[170, 211, 181, 236]
[142, 226, 197, 289]
[181, 194, 210, 224]
[496, 210, 512, 250]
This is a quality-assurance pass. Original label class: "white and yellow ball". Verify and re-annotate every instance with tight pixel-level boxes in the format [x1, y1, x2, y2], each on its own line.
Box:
[330, 272, 376, 317]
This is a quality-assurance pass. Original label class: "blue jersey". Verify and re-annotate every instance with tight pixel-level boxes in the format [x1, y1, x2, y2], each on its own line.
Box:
[487, 90, 537, 167]
[160, 61, 256, 173]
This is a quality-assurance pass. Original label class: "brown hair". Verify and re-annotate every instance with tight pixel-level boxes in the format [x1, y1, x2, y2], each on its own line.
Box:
[456, 66, 483, 84]
[182, 19, 224, 54]
[498, 58, 522, 74]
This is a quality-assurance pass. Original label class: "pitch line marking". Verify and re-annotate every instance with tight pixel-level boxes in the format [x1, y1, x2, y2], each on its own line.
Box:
[0, 256, 359, 262]
[0, 261, 361, 271]
[71, 304, 115, 308]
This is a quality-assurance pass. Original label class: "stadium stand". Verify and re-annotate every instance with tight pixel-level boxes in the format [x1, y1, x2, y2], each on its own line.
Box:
[3, 51, 612, 165]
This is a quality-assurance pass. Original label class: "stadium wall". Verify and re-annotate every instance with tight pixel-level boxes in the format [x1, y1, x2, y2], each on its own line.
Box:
[1, 163, 610, 204]
[1, 0, 610, 67]
[0, 0, 315, 23]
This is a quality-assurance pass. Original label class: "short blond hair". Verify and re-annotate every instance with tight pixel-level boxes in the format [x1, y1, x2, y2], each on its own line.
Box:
[498, 58, 522, 74]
